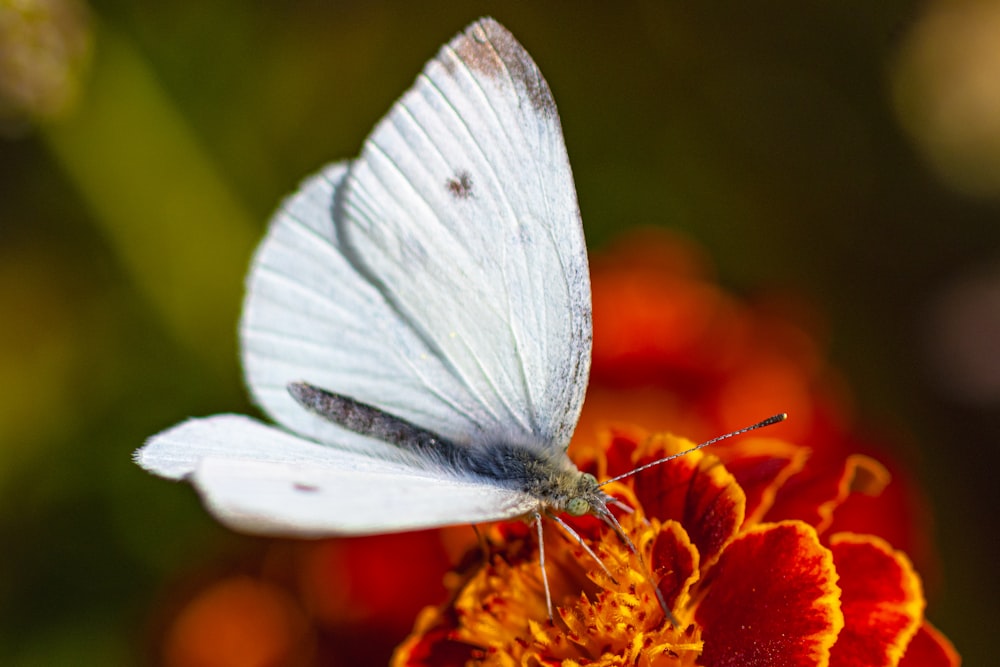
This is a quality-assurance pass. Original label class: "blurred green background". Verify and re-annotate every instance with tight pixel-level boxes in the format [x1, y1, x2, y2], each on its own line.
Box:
[1, 0, 997, 664]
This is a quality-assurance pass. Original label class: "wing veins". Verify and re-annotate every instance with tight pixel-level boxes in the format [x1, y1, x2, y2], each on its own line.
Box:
[443, 42, 550, 436]
[248, 267, 363, 324]
[390, 92, 541, 436]
[346, 140, 529, 434]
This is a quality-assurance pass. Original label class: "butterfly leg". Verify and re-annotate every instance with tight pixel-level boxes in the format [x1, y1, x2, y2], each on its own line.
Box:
[533, 511, 554, 621]
[597, 507, 679, 627]
[547, 512, 617, 585]
[471, 524, 490, 562]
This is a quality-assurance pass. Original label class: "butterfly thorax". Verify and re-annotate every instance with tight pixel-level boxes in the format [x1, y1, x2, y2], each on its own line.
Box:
[460, 441, 607, 517]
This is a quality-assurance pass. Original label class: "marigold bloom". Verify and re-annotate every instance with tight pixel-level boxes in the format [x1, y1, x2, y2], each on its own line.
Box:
[392, 430, 959, 666]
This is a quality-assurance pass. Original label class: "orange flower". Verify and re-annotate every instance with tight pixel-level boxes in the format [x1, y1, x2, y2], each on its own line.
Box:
[155, 531, 464, 666]
[392, 430, 959, 666]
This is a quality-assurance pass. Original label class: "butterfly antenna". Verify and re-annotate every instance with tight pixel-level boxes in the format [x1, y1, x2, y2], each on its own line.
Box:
[610, 498, 635, 515]
[599, 413, 787, 486]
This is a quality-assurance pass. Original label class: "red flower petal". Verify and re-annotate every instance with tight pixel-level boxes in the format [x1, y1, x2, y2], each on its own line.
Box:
[572, 423, 646, 480]
[696, 522, 844, 667]
[899, 621, 962, 667]
[392, 606, 474, 667]
[715, 437, 811, 523]
[299, 531, 454, 628]
[632, 437, 746, 568]
[827, 453, 941, 591]
[650, 520, 701, 612]
[766, 453, 890, 533]
[828, 533, 924, 667]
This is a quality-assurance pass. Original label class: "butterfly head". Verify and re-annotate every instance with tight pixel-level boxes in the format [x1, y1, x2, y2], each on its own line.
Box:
[554, 470, 611, 518]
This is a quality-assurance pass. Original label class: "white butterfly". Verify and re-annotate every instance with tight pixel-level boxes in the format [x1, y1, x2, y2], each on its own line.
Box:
[137, 18, 607, 611]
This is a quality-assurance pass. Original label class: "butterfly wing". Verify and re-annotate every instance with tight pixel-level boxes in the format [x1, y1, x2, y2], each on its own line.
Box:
[241, 18, 591, 454]
[136, 415, 536, 535]
[241, 162, 494, 455]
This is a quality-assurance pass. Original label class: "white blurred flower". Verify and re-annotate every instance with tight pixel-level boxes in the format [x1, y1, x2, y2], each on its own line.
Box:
[892, 1, 1000, 197]
[924, 267, 1000, 405]
[0, 0, 91, 134]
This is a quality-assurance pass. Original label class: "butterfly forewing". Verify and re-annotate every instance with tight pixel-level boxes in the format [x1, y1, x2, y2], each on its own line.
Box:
[338, 18, 591, 453]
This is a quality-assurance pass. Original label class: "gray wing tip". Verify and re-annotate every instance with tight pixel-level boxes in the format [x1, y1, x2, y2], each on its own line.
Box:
[450, 16, 524, 69]
[447, 17, 557, 120]
[470, 16, 505, 36]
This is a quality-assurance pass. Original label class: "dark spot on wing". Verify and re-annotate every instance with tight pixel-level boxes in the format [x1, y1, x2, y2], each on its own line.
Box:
[449, 18, 558, 119]
[293, 482, 320, 493]
[446, 171, 473, 199]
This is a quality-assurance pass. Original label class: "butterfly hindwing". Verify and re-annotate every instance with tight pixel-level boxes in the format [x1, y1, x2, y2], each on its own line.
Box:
[137, 415, 536, 535]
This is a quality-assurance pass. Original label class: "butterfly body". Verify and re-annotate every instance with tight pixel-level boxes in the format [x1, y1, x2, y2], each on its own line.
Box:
[290, 381, 607, 520]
